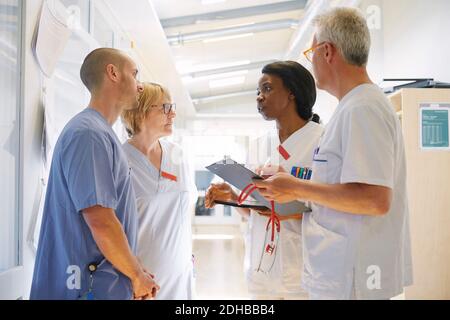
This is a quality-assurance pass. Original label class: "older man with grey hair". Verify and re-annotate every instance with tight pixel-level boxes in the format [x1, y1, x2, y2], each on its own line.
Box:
[252, 7, 412, 299]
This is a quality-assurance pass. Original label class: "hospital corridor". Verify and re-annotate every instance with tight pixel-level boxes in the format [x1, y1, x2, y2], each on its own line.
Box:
[1, 0, 450, 304]
[192, 225, 249, 300]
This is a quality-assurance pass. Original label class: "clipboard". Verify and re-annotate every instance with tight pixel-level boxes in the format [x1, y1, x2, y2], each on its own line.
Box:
[206, 158, 311, 215]
[213, 200, 270, 211]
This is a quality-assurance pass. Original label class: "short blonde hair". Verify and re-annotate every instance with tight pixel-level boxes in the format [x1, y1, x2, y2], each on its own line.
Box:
[313, 7, 370, 67]
[122, 82, 171, 137]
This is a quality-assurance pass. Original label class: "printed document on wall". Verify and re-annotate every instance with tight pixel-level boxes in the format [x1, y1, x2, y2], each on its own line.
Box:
[32, 0, 72, 77]
[419, 103, 450, 151]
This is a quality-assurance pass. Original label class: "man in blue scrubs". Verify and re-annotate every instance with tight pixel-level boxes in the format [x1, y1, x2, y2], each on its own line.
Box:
[30, 48, 159, 300]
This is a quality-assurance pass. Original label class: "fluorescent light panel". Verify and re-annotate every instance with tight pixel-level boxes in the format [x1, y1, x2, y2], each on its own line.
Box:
[203, 33, 254, 43]
[183, 70, 249, 84]
[203, 69, 249, 80]
[212, 22, 255, 29]
[209, 76, 246, 89]
[178, 60, 250, 75]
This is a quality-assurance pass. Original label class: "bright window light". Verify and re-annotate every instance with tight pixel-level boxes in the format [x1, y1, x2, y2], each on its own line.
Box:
[209, 76, 246, 89]
[203, 33, 254, 44]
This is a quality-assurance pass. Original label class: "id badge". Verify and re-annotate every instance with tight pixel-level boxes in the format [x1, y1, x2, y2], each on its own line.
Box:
[77, 263, 98, 300]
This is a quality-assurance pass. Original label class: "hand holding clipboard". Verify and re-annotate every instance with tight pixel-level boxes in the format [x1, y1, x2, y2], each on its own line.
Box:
[205, 158, 311, 216]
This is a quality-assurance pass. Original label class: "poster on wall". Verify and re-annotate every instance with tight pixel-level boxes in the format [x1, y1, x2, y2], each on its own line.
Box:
[419, 103, 450, 151]
[32, 0, 72, 78]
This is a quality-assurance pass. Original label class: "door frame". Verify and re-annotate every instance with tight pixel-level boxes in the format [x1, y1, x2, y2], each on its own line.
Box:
[0, 0, 25, 300]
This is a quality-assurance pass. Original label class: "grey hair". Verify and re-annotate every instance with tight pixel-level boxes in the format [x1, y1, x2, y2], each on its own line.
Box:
[313, 7, 371, 67]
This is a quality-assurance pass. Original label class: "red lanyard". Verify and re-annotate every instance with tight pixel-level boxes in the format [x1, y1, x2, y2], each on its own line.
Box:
[237, 184, 281, 244]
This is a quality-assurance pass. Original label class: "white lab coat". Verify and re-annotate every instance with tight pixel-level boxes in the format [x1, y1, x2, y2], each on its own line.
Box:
[302, 84, 413, 300]
[245, 121, 324, 298]
[123, 140, 198, 300]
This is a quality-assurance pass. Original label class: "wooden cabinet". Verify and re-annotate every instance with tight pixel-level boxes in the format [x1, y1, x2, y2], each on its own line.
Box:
[389, 89, 450, 299]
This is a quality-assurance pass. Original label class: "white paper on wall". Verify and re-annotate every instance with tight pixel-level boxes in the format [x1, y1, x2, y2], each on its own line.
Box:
[32, 0, 72, 78]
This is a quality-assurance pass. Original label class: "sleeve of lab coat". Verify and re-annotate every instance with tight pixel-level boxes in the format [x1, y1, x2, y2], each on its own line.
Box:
[339, 104, 395, 189]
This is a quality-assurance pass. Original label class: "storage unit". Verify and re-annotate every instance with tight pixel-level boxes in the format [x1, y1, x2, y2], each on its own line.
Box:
[389, 89, 450, 299]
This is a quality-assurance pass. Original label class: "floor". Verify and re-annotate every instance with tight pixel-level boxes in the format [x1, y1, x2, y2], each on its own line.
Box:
[192, 225, 250, 300]
[191, 224, 407, 300]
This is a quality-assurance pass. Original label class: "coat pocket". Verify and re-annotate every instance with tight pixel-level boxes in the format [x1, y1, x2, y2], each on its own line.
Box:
[302, 214, 348, 294]
[311, 154, 328, 183]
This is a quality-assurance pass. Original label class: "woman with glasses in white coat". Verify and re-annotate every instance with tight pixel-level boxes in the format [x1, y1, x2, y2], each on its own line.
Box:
[205, 61, 323, 300]
[122, 82, 198, 300]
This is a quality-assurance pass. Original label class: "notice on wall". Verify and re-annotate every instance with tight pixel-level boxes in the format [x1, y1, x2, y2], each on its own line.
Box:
[32, 0, 72, 77]
[419, 103, 450, 150]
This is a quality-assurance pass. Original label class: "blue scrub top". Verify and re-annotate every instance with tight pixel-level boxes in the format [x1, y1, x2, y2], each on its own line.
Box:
[30, 108, 138, 300]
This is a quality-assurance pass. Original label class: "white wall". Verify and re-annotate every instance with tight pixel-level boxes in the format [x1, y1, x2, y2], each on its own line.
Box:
[315, 0, 385, 124]
[106, 0, 196, 127]
[21, 0, 46, 298]
[382, 0, 450, 82]
[360, 0, 384, 84]
[356, 0, 450, 88]
[316, 0, 450, 122]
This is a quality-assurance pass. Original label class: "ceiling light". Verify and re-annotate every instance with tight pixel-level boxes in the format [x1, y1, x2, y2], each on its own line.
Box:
[209, 76, 246, 89]
[182, 70, 249, 84]
[175, 60, 195, 74]
[212, 22, 255, 29]
[197, 70, 249, 80]
[181, 75, 194, 84]
[203, 33, 254, 44]
[181, 60, 250, 75]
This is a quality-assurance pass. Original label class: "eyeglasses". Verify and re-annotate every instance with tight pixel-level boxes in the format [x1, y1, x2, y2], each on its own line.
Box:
[303, 42, 326, 63]
[151, 103, 176, 114]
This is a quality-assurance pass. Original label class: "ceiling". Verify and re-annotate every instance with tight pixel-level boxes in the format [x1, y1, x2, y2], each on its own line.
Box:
[150, 0, 308, 116]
